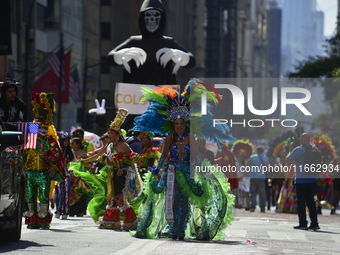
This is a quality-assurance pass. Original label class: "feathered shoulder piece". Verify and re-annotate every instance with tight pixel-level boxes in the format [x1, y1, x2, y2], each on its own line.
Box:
[312, 133, 337, 160]
[132, 79, 235, 150]
[267, 130, 296, 158]
[231, 139, 254, 160]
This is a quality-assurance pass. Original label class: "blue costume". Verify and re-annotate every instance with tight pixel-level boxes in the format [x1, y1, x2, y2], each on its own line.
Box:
[130, 79, 236, 240]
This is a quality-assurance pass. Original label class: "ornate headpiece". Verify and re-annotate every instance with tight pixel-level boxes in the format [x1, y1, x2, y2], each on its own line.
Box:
[312, 133, 337, 160]
[131, 79, 235, 151]
[166, 104, 191, 121]
[58, 131, 70, 140]
[31, 91, 56, 126]
[267, 130, 296, 158]
[110, 108, 129, 134]
[71, 130, 83, 139]
[231, 139, 254, 160]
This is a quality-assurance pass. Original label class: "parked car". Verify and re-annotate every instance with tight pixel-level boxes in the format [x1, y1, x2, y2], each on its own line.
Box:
[0, 118, 25, 242]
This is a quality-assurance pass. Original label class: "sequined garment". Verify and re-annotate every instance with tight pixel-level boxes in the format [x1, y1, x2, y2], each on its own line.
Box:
[132, 144, 235, 240]
[70, 142, 143, 230]
[23, 135, 64, 229]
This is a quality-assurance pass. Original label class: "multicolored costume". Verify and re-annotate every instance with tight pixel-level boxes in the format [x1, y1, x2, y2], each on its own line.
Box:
[23, 92, 64, 229]
[274, 132, 298, 213]
[130, 79, 235, 240]
[139, 132, 161, 178]
[54, 132, 73, 219]
[312, 134, 336, 212]
[70, 109, 143, 229]
[230, 139, 254, 209]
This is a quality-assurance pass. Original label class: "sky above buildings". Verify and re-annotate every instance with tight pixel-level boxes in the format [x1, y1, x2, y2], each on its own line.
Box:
[316, 0, 337, 36]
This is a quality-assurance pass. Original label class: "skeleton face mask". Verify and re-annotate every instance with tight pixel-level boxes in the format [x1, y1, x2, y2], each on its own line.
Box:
[144, 9, 161, 33]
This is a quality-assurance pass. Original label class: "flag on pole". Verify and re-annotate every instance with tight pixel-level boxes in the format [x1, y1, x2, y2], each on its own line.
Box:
[48, 48, 64, 84]
[33, 49, 71, 104]
[69, 68, 82, 102]
[18, 122, 39, 149]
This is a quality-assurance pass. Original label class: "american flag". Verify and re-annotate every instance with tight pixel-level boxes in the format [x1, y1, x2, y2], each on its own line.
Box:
[48, 48, 65, 90]
[18, 123, 39, 149]
[69, 68, 82, 102]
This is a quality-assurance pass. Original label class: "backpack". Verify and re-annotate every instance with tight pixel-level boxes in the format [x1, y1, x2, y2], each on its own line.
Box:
[297, 144, 322, 168]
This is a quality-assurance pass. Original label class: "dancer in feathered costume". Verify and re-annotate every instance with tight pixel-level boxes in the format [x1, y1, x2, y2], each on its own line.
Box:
[266, 131, 296, 210]
[275, 133, 299, 213]
[130, 78, 235, 240]
[266, 130, 294, 210]
[312, 134, 336, 214]
[230, 139, 254, 209]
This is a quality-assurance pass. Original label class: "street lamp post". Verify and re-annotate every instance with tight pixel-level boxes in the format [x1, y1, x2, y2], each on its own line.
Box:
[82, 39, 88, 128]
[24, 0, 37, 117]
[57, 32, 64, 130]
[82, 38, 104, 129]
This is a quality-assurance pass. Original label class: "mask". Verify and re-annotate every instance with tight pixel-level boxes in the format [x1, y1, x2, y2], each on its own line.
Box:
[38, 127, 48, 137]
[144, 9, 161, 33]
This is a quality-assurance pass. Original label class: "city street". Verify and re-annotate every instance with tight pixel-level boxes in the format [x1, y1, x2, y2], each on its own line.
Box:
[1, 206, 339, 255]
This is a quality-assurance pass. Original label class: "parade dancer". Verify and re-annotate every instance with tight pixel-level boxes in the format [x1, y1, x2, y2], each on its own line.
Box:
[71, 108, 143, 230]
[54, 132, 74, 220]
[23, 92, 64, 229]
[130, 79, 236, 240]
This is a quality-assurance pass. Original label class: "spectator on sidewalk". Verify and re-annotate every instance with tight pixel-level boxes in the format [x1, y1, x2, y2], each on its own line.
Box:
[0, 80, 27, 130]
[286, 133, 320, 230]
[126, 131, 143, 154]
[197, 138, 215, 164]
[247, 146, 269, 213]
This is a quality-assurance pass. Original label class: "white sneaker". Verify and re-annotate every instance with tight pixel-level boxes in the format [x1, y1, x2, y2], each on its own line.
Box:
[61, 214, 68, 220]
[54, 213, 60, 219]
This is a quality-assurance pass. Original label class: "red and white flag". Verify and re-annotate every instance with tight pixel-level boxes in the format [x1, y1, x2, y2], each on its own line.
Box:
[18, 122, 39, 149]
[48, 48, 64, 84]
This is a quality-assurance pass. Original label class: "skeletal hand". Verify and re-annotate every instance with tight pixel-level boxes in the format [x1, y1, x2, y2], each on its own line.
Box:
[111, 47, 147, 73]
[156, 48, 190, 74]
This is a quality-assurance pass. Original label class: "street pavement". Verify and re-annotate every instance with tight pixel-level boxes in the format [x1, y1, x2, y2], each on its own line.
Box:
[1, 206, 340, 255]
[225, 206, 340, 255]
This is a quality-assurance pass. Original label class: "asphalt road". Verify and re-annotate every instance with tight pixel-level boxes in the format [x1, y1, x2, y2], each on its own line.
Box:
[1, 206, 340, 255]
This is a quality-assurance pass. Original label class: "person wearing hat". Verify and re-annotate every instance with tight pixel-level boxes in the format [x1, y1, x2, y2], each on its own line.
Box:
[71, 108, 143, 230]
[23, 92, 65, 229]
[0, 80, 27, 130]
[71, 128, 95, 153]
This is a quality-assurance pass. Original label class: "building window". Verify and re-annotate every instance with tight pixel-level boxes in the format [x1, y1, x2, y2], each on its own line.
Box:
[36, 4, 46, 30]
[101, 0, 111, 5]
[101, 56, 110, 74]
[101, 22, 111, 40]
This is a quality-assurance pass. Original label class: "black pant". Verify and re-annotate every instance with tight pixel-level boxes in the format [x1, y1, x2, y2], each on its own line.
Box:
[296, 182, 318, 227]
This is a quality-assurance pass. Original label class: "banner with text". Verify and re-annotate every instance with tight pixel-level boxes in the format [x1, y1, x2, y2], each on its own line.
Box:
[115, 83, 179, 114]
